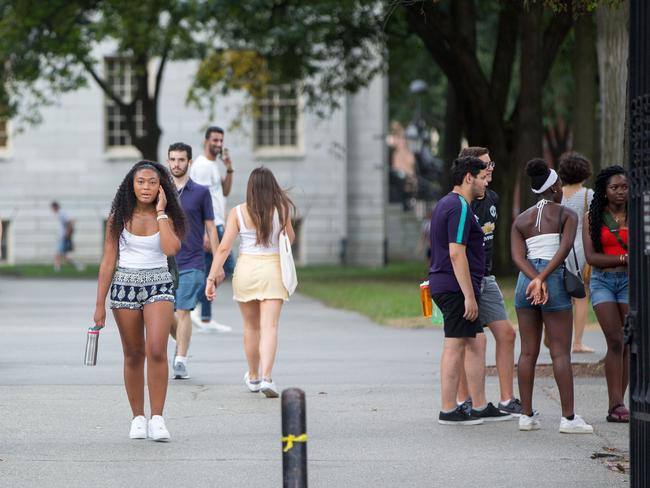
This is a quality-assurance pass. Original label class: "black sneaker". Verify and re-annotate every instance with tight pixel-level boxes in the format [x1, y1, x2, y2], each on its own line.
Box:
[458, 398, 472, 416]
[499, 398, 523, 417]
[471, 402, 513, 422]
[438, 406, 484, 425]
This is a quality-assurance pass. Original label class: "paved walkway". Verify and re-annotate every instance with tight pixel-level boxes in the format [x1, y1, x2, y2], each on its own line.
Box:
[0, 277, 628, 487]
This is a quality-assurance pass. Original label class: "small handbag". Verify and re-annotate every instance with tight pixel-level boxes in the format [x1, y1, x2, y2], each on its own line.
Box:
[558, 207, 586, 298]
[279, 229, 298, 295]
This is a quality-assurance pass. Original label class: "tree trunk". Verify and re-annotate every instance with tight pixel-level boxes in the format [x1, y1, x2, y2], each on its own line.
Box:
[596, 1, 629, 167]
[441, 83, 462, 188]
[571, 13, 598, 171]
[516, 2, 544, 212]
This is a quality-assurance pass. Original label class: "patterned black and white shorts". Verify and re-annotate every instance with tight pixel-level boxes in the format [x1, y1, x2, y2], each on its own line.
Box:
[110, 267, 175, 310]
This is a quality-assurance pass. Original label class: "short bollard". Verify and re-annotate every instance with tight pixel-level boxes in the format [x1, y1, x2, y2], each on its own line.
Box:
[281, 388, 307, 488]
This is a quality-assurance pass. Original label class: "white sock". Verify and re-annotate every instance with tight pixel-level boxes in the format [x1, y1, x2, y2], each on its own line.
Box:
[175, 356, 187, 365]
[500, 399, 513, 407]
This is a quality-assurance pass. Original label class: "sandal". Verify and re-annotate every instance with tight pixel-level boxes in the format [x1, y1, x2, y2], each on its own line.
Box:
[606, 404, 629, 423]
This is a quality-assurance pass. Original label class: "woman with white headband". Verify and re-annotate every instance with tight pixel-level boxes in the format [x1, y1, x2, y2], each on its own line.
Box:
[510, 158, 594, 434]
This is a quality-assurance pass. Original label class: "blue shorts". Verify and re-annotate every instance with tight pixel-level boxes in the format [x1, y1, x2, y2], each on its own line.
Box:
[515, 258, 572, 312]
[589, 269, 628, 307]
[175, 269, 205, 311]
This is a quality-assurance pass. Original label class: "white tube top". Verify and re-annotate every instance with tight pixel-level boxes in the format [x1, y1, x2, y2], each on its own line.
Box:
[525, 233, 560, 260]
[118, 229, 168, 269]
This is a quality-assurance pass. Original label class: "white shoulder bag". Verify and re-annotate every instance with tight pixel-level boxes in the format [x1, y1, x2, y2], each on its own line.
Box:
[279, 230, 298, 295]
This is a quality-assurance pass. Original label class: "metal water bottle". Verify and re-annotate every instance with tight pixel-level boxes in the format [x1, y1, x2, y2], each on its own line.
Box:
[84, 326, 102, 366]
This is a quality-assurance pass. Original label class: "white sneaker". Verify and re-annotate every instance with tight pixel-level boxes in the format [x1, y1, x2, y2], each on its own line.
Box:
[559, 414, 594, 434]
[244, 372, 261, 392]
[260, 379, 279, 398]
[190, 309, 207, 329]
[190, 308, 232, 332]
[129, 415, 147, 439]
[148, 415, 170, 442]
[519, 414, 541, 431]
[206, 320, 232, 333]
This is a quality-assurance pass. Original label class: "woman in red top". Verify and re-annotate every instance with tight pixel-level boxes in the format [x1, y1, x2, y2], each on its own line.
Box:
[583, 165, 629, 422]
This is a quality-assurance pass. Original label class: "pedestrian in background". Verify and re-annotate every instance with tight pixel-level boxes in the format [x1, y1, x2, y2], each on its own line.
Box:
[93, 160, 185, 441]
[558, 152, 594, 353]
[190, 126, 236, 331]
[205, 167, 295, 398]
[583, 165, 629, 422]
[167, 142, 224, 380]
[51, 201, 84, 272]
[511, 158, 593, 434]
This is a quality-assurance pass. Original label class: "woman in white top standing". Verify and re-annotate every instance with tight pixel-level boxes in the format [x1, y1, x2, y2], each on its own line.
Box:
[558, 152, 595, 353]
[93, 161, 185, 441]
[511, 158, 593, 434]
[206, 167, 295, 398]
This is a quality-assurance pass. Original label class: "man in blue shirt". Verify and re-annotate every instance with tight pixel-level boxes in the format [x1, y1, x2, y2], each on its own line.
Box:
[167, 142, 224, 379]
[430, 156, 510, 425]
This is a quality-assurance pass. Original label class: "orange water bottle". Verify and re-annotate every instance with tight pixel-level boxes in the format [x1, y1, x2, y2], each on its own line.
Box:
[420, 281, 433, 317]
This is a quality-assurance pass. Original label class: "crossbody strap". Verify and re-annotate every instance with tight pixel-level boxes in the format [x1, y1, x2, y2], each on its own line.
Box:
[558, 206, 581, 270]
[602, 211, 629, 252]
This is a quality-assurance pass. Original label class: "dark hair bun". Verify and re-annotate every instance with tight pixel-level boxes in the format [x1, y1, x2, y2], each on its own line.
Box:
[526, 158, 549, 178]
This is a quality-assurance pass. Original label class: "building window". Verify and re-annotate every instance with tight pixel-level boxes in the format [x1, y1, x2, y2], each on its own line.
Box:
[104, 57, 144, 149]
[254, 84, 302, 155]
[1, 220, 9, 262]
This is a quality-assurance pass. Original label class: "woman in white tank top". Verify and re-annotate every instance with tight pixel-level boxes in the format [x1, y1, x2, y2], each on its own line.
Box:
[93, 161, 185, 441]
[206, 167, 296, 398]
[510, 158, 593, 434]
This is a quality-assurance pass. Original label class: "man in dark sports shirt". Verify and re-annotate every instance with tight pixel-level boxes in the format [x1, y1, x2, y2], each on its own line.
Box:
[429, 156, 511, 425]
[456, 146, 522, 416]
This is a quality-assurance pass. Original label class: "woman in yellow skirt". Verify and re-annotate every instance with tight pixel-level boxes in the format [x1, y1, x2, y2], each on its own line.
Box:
[206, 167, 295, 397]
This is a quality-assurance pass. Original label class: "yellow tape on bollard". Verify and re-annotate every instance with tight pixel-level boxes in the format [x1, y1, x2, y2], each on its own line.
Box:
[282, 433, 308, 452]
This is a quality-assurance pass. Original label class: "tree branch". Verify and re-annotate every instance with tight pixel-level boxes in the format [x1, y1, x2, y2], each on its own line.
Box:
[402, 2, 460, 87]
[78, 56, 126, 108]
[154, 37, 172, 103]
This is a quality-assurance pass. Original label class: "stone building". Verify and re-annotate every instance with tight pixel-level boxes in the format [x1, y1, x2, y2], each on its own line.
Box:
[0, 48, 387, 267]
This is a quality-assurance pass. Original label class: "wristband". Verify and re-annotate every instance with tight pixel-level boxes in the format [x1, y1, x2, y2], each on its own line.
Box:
[226, 168, 234, 174]
[156, 214, 169, 221]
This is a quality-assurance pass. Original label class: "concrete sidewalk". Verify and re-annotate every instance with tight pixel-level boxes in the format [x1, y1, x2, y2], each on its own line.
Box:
[0, 277, 628, 487]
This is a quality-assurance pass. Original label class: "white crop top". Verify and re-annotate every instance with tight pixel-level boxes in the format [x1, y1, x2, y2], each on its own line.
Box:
[236, 205, 281, 255]
[525, 233, 560, 260]
[118, 229, 168, 269]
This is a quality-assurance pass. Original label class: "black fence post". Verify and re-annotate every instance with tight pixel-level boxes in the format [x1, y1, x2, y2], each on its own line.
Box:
[281, 388, 307, 488]
[629, 1, 650, 486]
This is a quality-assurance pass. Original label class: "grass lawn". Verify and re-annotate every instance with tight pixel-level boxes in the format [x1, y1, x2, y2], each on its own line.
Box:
[0, 263, 99, 278]
[297, 262, 597, 327]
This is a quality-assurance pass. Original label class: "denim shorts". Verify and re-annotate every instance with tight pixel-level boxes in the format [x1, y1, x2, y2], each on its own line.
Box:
[589, 269, 629, 307]
[515, 259, 572, 312]
[175, 268, 205, 311]
[110, 267, 175, 310]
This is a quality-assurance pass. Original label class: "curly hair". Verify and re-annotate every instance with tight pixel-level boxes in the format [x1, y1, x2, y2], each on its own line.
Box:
[108, 160, 186, 243]
[588, 165, 627, 253]
[558, 152, 592, 185]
